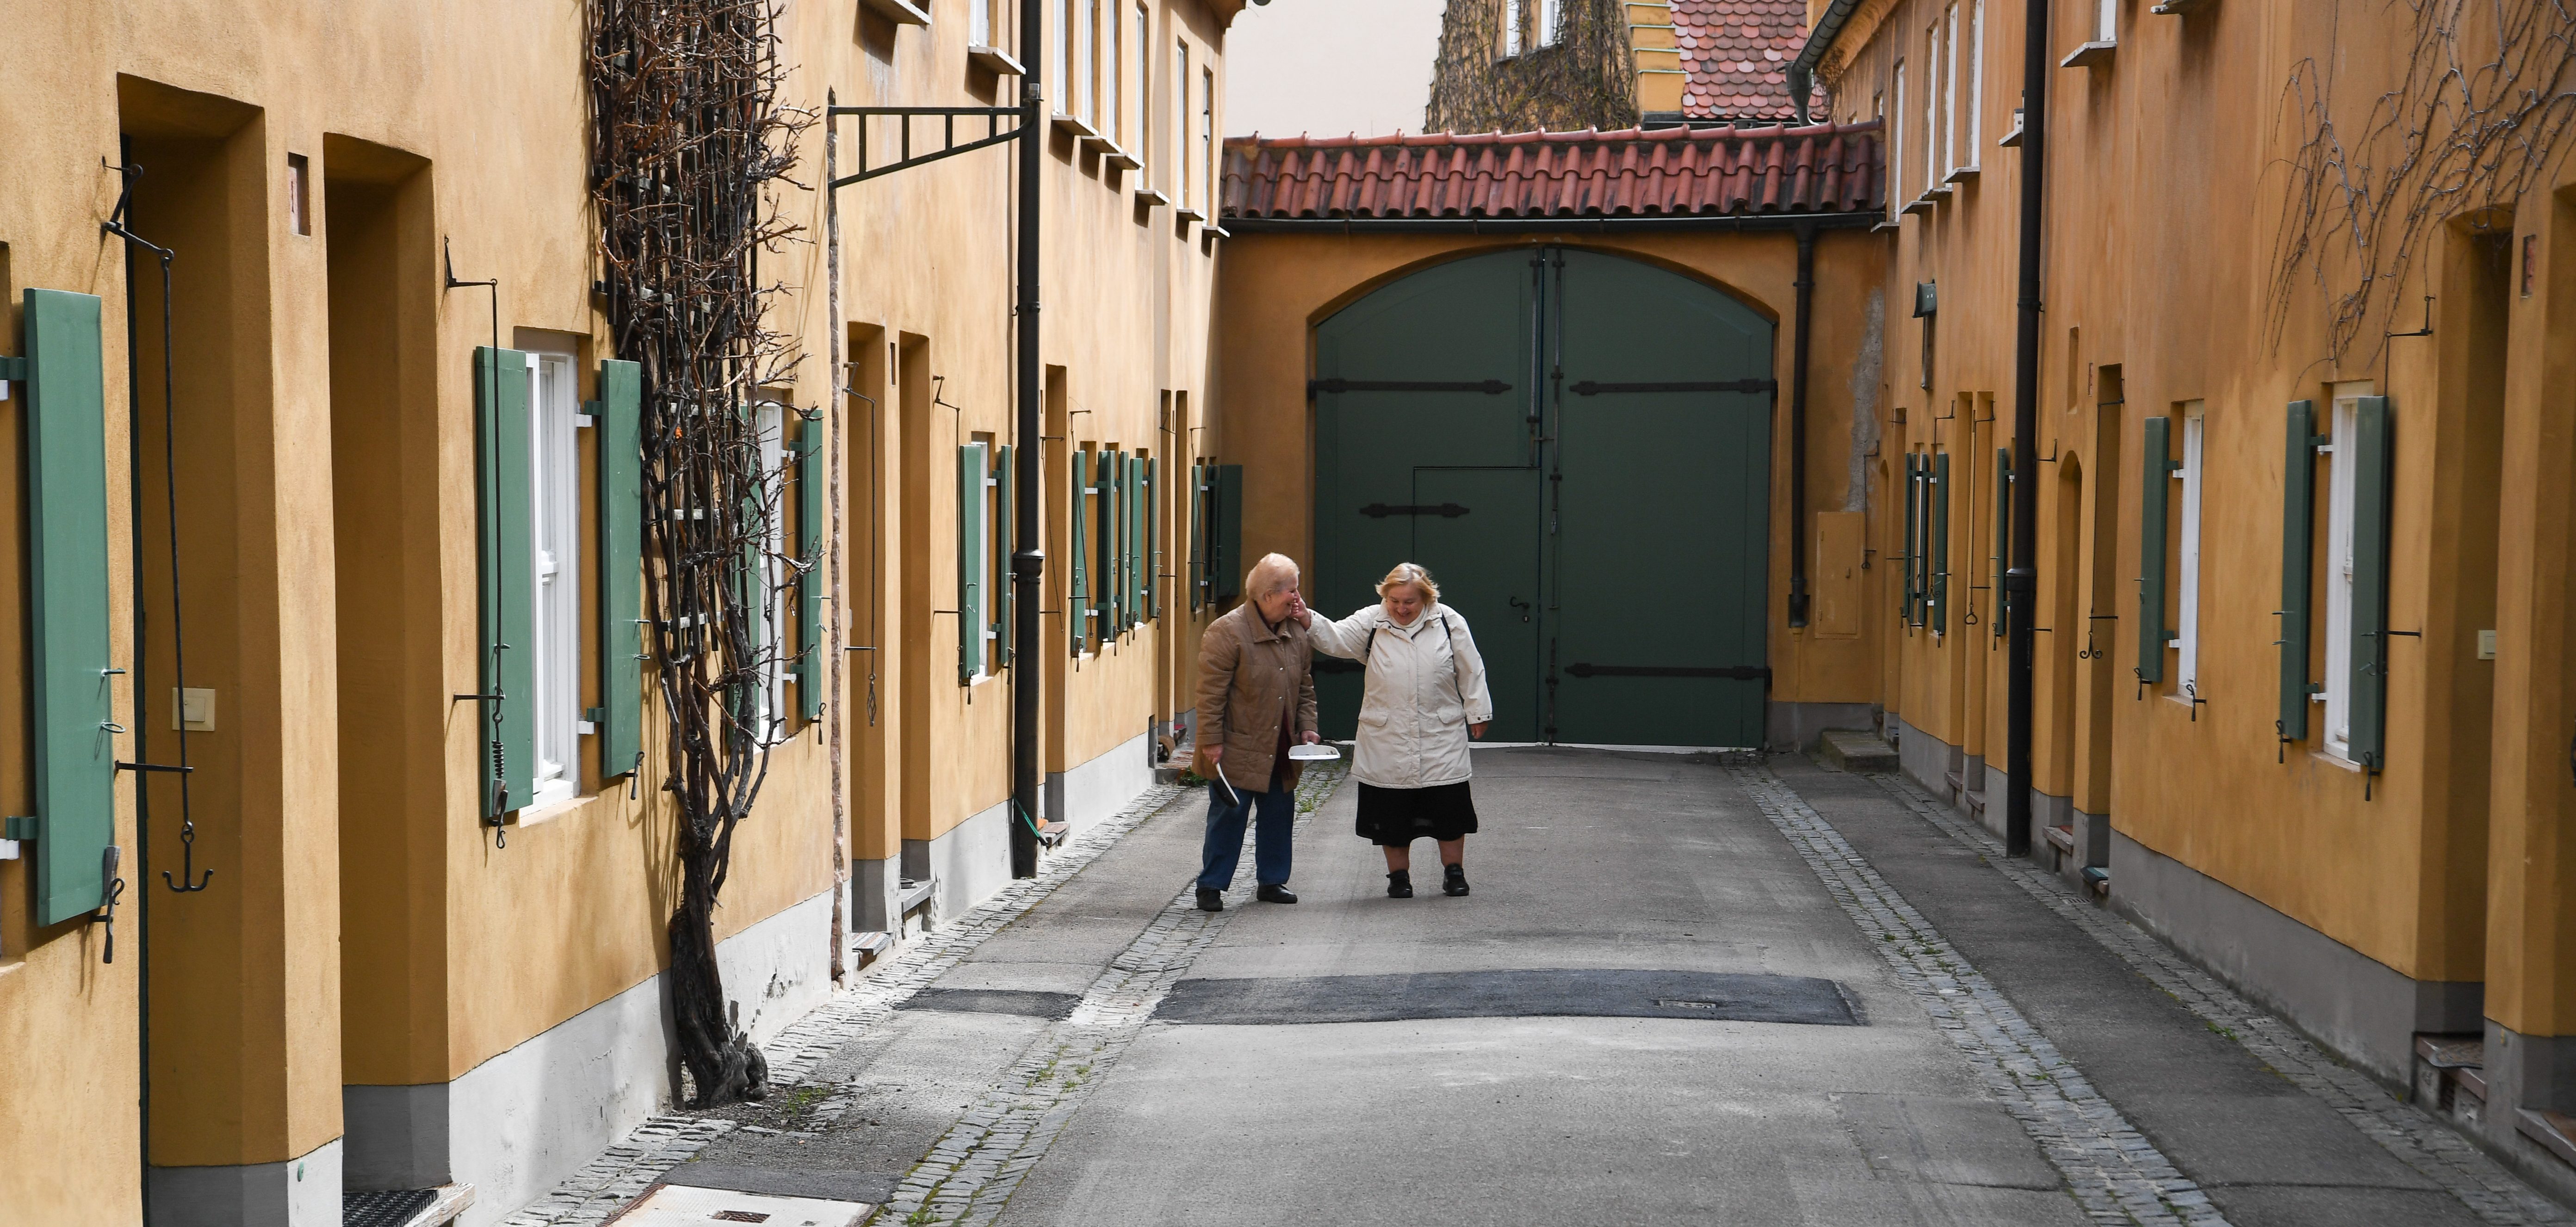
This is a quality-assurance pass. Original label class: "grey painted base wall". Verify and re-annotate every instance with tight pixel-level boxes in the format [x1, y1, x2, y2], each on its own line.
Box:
[1893, 717, 1963, 804]
[848, 853, 903, 936]
[342, 887, 834, 1226]
[149, 1137, 341, 1227]
[2478, 1023, 2576, 1205]
[1765, 701, 1877, 752]
[2111, 830, 2481, 1084]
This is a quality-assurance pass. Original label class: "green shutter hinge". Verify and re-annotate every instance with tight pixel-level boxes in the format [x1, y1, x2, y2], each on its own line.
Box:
[3, 816, 37, 841]
[0, 356, 25, 382]
[583, 706, 607, 724]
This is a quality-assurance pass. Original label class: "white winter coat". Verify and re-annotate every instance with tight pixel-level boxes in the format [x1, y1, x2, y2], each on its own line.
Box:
[1307, 602, 1494, 789]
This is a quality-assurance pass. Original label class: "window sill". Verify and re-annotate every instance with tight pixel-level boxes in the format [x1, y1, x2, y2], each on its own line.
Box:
[2061, 40, 2117, 69]
[510, 791, 584, 829]
[1873, 218, 1904, 234]
[862, 0, 932, 25]
[2311, 747, 2364, 773]
[1136, 186, 1170, 208]
[1945, 165, 1981, 184]
[966, 45, 1023, 75]
[2150, 0, 2215, 13]
[1999, 122, 2023, 148]
[1051, 113, 1101, 140]
[1923, 184, 1954, 202]
[1900, 197, 1934, 216]
[1175, 205, 1207, 223]
[1085, 135, 1141, 171]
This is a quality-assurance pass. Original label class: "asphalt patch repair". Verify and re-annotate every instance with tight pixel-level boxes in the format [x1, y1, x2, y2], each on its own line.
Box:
[897, 988, 1082, 1019]
[1152, 969, 1861, 1026]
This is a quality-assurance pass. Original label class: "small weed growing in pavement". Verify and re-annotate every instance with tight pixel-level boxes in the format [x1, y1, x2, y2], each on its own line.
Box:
[2205, 1021, 2239, 1042]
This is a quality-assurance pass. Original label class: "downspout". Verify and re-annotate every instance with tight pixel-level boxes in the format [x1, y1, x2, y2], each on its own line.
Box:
[1788, 0, 1869, 123]
[2003, 0, 2050, 859]
[1789, 220, 1818, 627]
[1009, 0, 1046, 878]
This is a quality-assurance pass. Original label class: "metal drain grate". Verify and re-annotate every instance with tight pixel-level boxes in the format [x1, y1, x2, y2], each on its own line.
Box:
[343, 1188, 437, 1227]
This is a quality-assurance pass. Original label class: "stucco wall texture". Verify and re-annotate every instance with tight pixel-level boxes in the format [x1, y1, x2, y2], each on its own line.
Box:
[0, 0, 1243, 1222]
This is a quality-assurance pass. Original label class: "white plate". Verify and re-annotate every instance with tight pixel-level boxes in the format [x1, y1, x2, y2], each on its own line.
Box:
[1287, 744, 1342, 761]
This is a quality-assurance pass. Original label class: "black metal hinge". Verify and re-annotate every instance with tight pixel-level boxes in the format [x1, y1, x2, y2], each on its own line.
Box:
[1569, 379, 1777, 395]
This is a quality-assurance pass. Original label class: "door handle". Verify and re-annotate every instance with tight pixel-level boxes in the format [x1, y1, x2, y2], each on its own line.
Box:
[1509, 596, 1531, 623]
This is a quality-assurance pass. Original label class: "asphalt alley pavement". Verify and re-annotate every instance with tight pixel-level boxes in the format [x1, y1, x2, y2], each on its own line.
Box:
[639, 748, 2570, 1227]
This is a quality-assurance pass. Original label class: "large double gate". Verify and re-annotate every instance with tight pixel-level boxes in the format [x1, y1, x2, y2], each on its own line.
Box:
[1311, 247, 1775, 748]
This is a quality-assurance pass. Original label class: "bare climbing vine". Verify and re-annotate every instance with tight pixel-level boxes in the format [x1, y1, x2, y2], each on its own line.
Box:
[1426, 0, 1641, 134]
[2270, 0, 2576, 362]
[586, 0, 816, 1107]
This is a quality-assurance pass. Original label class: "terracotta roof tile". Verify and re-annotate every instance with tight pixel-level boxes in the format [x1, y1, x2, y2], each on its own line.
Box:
[1221, 123, 1883, 220]
[1670, 0, 1820, 120]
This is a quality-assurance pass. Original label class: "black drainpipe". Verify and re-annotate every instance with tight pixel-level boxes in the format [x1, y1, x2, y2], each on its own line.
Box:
[2003, 0, 2051, 859]
[1789, 220, 1818, 627]
[1008, 0, 1045, 878]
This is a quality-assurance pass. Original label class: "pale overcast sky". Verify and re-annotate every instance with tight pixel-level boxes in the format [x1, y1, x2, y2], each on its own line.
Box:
[1226, 0, 1446, 139]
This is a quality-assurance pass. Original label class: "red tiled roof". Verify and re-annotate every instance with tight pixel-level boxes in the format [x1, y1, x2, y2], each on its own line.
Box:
[1671, 0, 1822, 120]
[1221, 123, 1882, 220]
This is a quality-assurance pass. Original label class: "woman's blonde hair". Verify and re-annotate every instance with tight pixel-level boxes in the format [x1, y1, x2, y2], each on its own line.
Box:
[1376, 562, 1440, 604]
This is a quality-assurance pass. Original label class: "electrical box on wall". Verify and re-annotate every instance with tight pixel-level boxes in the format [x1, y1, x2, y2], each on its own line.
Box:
[173, 687, 216, 732]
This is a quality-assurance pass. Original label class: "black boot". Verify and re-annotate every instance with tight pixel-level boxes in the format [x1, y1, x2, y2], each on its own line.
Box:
[1257, 884, 1299, 904]
[1443, 864, 1470, 897]
[1387, 869, 1413, 899]
[1195, 888, 1223, 912]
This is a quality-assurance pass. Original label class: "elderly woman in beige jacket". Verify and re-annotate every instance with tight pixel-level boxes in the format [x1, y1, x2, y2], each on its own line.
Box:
[1295, 562, 1493, 898]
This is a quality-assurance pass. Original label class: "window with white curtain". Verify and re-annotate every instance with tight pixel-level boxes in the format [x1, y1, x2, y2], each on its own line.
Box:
[2321, 382, 2371, 760]
[1924, 23, 1941, 191]
[1943, 5, 1960, 175]
[527, 350, 581, 808]
[2177, 402, 2205, 696]
[1965, 0, 1983, 163]
[1891, 62, 1905, 214]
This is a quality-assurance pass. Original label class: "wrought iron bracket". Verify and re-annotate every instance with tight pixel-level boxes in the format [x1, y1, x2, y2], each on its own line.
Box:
[829, 105, 1025, 186]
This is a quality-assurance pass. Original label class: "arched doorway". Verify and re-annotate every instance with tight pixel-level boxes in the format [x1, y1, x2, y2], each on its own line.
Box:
[1311, 247, 1776, 747]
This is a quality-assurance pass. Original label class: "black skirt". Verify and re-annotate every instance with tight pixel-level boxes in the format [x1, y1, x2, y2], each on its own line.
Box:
[1355, 780, 1480, 846]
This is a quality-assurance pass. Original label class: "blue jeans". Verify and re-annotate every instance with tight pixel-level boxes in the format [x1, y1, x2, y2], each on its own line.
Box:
[1198, 775, 1294, 891]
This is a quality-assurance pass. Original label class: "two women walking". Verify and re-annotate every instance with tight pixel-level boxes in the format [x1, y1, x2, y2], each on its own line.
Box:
[1192, 552, 1491, 908]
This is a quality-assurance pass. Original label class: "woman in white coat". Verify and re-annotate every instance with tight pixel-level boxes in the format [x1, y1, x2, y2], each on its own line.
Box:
[1294, 562, 1493, 898]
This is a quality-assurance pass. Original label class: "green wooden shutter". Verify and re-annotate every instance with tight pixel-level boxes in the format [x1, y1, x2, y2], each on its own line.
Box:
[1214, 464, 1244, 600]
[2138, 415, 2176, 685]
[994, 443, 1014, 669]
[2279, 401, 2319, 742]
[21, 290, 118, 924]
[958, 443, 986, 682]
[1147, 457, 1162, 620]
[475, 346, 536, 816]
[2350, 396, 2396, 771]
[597, 359, 644, 775]
[1070, 448, 1090, 654]
[1189, 462, 1206, 611]
[796, 409, 824, 720]
[1931, 451, 1951, 634]
[1993, 448, 2012, 639]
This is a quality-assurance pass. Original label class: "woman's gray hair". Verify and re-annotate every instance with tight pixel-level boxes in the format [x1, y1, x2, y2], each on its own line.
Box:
[1245, 552, 1302, 598]
[1377, 561, 1440, 604]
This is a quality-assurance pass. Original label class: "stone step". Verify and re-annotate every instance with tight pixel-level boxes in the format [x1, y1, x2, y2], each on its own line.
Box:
[1817, 729, 1899, 772]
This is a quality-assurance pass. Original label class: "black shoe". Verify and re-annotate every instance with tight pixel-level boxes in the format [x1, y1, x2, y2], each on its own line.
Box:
[1195, 888, 1223, 912]
[1257, 884, 1299, 904]
[1443, 865, 1470, 897]
[1387, 870, 1413, 899]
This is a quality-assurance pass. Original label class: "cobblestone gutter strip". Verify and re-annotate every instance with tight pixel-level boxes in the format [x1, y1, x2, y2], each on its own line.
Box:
[876, 764, 1347, 1227]
[1730, 764, 2227, 1227]
[500, 780, 1195, 1227]
[1862, 771, 2575, 1227]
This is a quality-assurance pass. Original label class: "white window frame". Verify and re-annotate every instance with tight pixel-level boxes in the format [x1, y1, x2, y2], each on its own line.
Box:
[1077, 0, 1096, 125]
[1503, 0, 1524, 57]
[753, 398, 791, 740]
[527, 350, 582, 809]
[2320, 382, 2372, 762]
[1056, 0, 1075, 115]
[1202, 68, 1217, 215]
[972, 0, 992, 48]
[1137, 3, 1153, 180]
[1943, 5, 1960, 176]
[2177, 402, 2205, 698]
[1106, 0, 1123, 143]
[2099, 0, 2117, 42]
[1538, 0, 1562, 47]
[1964, 0, 1984, 166]
[1890, 62, 1906, 216]
[1924, 24, 1942, 192]
[1176, 40, 1192, 210]
[973, 439, 1000, 682]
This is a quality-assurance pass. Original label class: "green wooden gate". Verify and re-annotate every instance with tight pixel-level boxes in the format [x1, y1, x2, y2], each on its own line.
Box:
[1312, 247, 1773, 747]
